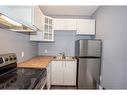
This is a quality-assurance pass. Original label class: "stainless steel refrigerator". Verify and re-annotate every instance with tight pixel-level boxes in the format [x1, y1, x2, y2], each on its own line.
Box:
[75, 39, 102, 89]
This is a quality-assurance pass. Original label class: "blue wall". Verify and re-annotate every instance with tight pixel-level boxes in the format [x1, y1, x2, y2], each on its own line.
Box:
[0, 29, 38, 63]
[92, 6, 127, 89]
[38, 31, 94, 56]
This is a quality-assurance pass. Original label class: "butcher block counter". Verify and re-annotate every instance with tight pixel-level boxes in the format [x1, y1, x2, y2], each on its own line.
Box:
[17, 56, 54, 69]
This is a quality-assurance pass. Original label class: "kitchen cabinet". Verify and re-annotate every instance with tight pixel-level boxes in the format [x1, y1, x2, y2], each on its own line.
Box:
[7, 6, 54, 41]
[51, 60, 77, 85]
[51, 61, 64, 85]
[54, 18, 95, 35]
[63, 61, 77, 85]
[30, 32, 43, 41]
[30, 15, 54, 41]
[54, 19, 77, 30]
[33, 6, 44, 31]
[76, 19, 95, 35]
[8, 6, 44, 31]
[46, 63, 51, 89]
[43, 16, 54, 41]
[0, 6, 15, 21]
[0, 6, 35, 32]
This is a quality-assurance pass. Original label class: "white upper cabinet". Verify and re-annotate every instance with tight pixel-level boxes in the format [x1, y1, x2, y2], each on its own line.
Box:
[0, 6, 14, 19]
[32, 6, 44, 31]
[30, 32, 43, 41]
[8, 6, 44, 31]
[54, 19, 77, 30]
[54, 18, 95, 35]
[43, 16, 54, 41]
[76, 19, 95, 35]
[0, 6, 95, 40]
[30, 15, 54, 41]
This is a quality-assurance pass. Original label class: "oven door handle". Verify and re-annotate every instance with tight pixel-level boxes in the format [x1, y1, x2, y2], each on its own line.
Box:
[34, 74, 47, 89]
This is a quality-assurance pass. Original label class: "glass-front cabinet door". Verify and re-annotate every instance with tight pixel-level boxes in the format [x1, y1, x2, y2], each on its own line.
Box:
[43, 16, 54, 41]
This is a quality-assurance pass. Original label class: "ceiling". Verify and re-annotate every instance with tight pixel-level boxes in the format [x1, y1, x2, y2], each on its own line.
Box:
[39, 6, 99, 17]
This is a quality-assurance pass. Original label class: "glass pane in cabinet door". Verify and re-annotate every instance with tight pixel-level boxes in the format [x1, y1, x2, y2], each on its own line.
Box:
[45, 25, 48, 32]
[44, 33, 48, 39]
[49, 19, 52, 25]
[49, 34, 52, 40]
[45, 17, 48, 24]
[49, 26, 52, 33]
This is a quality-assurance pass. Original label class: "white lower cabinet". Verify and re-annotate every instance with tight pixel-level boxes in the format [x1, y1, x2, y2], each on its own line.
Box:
[51, 61, 64, 85]
[63, 61, 77, 85]
[51, 61, 77, 86]
[46, 63, 51, 89]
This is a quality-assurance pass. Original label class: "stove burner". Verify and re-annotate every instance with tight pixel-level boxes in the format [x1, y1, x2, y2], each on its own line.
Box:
[8, 76, 31, 89]
[18, 69, 36, 76]
[0, 73, 17, 89]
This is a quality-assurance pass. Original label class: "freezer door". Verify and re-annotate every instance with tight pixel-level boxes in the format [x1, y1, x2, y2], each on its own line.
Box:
[78, 40, 101, 57]
[87, 40, 101, 57]
[78, 58, 101, 89]
[79, 40, 88, 56]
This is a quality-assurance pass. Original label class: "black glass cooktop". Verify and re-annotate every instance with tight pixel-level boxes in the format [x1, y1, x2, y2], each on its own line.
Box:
[0, 68, 46, 89]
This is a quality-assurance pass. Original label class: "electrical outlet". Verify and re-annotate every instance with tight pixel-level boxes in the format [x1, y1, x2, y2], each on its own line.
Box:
[21, 52, 24, 58]
[44, 49, 47, 53]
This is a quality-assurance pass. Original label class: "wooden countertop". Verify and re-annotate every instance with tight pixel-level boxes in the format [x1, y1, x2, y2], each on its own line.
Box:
[17, 56, 54, 69]
[17, 56, 77, 69]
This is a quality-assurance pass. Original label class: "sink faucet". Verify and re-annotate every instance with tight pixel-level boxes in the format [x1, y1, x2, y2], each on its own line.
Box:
[59, 52, 65, 59]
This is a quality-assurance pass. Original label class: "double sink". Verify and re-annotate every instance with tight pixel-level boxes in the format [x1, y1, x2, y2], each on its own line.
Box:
[53, 56, 75, 60]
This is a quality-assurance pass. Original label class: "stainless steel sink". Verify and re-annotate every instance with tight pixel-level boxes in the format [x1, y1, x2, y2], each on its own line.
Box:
[53, 56, 75, 60]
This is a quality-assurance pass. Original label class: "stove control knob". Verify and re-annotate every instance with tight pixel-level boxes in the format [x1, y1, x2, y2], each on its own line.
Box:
[10, 79, 14, 83]
[12, 58, 14, 60]
[5, 58, 8, 62]
[10, 57, 12, 61]
[14, 57, 16, 60]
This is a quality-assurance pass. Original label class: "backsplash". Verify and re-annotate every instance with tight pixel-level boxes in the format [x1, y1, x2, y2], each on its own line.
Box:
[0, 29, 38, 63]
[38, 31, 94, 56]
